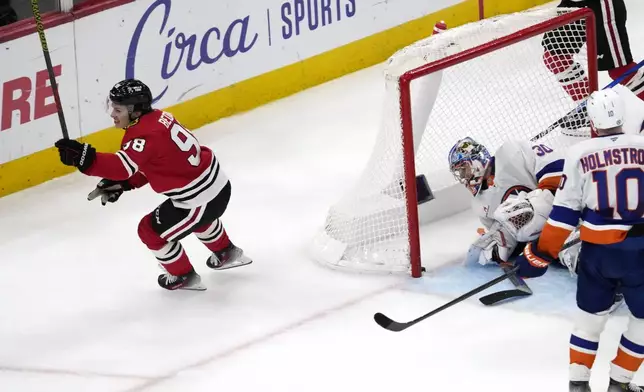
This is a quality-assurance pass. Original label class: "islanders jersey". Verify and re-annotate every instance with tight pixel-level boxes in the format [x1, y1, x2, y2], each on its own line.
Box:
[472, 139, 565, 229]
[537, 133, 644, 258]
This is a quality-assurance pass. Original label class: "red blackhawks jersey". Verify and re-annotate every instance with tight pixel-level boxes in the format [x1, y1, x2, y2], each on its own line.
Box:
[85, 110, 229, 209]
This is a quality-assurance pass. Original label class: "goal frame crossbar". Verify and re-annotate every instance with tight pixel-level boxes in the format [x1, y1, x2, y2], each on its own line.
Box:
[398, 8, 597, 277]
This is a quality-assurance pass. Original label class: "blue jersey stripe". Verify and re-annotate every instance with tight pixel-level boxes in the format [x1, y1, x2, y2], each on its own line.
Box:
[582, 208, 644, 226]
[536, 159, 564, 182]
[621, 335, 644, 355]
[570, 335, 599, 351]
[550, 205, 581, 227]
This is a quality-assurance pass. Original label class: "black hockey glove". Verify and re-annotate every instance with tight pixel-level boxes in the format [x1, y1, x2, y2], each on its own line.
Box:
[54, 138, 96, 172]
[87, 179, 133, 206]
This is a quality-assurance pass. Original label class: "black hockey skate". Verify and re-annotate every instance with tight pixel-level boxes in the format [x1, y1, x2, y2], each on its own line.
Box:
[569, 380, 591, 392]
[206, 243, 253, 270]
[158, 268, 206, 291]
[608, 378, 644, 392]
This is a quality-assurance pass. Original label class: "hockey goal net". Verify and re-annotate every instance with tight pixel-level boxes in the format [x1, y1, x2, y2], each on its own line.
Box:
[310, 7, 597, 277]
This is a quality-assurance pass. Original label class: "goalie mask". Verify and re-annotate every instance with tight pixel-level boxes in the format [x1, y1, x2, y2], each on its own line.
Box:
[448, 137, 491, 196]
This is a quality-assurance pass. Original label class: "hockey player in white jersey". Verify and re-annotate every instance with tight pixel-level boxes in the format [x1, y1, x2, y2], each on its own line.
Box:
[448, 136, 564, 266]
[513, 89, 644, 392]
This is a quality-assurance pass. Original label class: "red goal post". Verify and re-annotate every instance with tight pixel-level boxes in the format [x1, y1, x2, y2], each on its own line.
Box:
[312, 7, 598, 278]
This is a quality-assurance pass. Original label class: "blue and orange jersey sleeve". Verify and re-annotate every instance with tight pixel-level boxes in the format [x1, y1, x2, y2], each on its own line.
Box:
[535, 158, 564, 192]
[536, 154, 582, 258]
[530, 141, 564, 192]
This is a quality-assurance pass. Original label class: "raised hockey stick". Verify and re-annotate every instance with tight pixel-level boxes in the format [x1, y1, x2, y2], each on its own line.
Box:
[478, 236, 582, 306]
[31, 0, 69, 139]
[531, 59, 644, 142]
[373, 265, 519, 332]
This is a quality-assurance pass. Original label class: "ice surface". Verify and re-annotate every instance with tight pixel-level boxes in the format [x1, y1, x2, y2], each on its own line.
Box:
[1, 1, 644, 390]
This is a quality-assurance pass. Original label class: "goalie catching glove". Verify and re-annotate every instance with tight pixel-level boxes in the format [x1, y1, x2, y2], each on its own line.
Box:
[87, 179, 133, 205]
[468, 188, 554, 266]
[494, 188, 554, 242]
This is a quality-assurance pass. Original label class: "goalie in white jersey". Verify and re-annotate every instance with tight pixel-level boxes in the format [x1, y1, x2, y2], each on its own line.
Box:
[513, 89, 644, 392]
[448, 136, 564, 266]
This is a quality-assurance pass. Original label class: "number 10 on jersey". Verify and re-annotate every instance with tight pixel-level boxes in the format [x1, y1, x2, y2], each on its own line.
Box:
[592, 168, 644, 220]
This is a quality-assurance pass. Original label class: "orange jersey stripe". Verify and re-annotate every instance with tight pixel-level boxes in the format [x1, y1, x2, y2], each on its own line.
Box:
[537, 222, 573, 258]
[570, 348, 597, 369]
[612, 348, 644, 372]
[538, 175, 561, 192]
[580, 226, 629, 244]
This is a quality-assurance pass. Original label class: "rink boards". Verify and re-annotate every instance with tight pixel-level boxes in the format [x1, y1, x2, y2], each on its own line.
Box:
[0, 0, 551, 197]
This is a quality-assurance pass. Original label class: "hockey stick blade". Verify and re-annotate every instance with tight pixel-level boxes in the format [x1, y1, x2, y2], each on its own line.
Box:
[373, 265, 519, 332]
[479, 236, 581, 306]
[479, 268, 532, 306]
[479, 289, 531, 306]
[374, 312, 408, 332]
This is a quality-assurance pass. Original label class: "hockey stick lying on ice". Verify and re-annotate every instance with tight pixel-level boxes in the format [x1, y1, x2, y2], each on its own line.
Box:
[478, 236, 582, 306]
[478, 263, 532, 306]
[531, 59, 644, 142]
[373, 265, 519, 332]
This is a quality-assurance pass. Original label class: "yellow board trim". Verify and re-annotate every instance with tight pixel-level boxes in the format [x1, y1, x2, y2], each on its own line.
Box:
[0, 0, 550, 198]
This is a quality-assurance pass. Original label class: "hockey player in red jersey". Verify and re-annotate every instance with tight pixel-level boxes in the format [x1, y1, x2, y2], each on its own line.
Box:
[54, 79, 252, 291]
[543, 0, 644, 130]
[514, 90, 644, 392]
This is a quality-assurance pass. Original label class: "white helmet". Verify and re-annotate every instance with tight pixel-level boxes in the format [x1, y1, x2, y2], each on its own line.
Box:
[586, 89, 625, 130]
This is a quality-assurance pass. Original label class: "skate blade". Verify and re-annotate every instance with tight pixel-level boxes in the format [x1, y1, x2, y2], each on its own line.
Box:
[178, 283, 207, 291]
[209, 256, 253, 271]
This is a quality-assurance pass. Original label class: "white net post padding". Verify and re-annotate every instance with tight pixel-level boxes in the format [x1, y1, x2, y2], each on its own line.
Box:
[310, 7, 597, 276]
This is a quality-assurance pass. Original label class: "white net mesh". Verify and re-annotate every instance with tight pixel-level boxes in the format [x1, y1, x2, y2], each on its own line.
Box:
[311, 7, 594, 274]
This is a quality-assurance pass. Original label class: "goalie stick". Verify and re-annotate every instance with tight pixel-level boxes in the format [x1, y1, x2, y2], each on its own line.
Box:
[373, 265, 519, 332]
[531, 59, 644, 142]
[478, 263, 532, 306]
[478, 236, 582, 306]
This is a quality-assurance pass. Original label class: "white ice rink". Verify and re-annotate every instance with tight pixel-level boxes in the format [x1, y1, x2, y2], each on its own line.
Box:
[2, 2, 644, 391]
